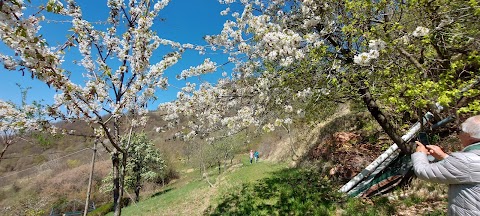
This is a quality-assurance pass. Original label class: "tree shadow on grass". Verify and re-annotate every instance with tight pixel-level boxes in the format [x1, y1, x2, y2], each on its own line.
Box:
[150, 188, 174, 198]
[206, 167, 344, 216]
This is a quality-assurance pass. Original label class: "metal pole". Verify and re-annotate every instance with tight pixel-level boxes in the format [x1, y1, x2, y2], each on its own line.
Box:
[339, 112, 434, 193]
[84, 141, 97, 216]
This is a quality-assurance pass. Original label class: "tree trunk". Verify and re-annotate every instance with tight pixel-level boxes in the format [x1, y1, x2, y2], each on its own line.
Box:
[202, 163, 214, 187]
[134, 162, 141, 202]
[358, 86, 411, 153]
[218, 160, 221, 174]
[112, 152, 122, 216]
[224, 153, 228, 171]
[119, 152, 127, 212]
[0, 142, 11, 163]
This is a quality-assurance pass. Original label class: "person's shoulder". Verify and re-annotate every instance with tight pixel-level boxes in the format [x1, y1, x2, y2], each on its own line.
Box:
[448, 151, 480, 162]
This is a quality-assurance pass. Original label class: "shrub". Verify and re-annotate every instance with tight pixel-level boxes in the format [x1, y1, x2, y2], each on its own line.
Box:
[87, 202, 113, 216]
[87, 198, 129, 216]
[66, 159, 81, 169]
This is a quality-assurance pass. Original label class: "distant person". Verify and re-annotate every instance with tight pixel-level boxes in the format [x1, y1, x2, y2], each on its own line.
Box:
[249, 149, 254, 164]
[412, 115, 480, 215]
[254, 150, 259, 163]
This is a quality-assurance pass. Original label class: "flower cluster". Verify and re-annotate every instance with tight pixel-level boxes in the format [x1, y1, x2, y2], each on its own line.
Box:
[178, 58, 218, 80]
[0, 99, 54, 149]
[353, 39, 386, 66]
[412, 26, 430, 37]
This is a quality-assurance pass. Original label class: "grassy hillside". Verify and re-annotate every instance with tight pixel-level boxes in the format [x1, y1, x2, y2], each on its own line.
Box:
[0, 104, 454, 215]
[107, 159, 287, 216]
[100, 159, 447, 216]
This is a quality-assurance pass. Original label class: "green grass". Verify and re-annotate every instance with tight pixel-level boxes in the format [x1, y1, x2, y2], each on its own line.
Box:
[402, 194, 425, 207]
[207, 167, 342, 215]
[108, 159, 286, 216]
[102, 156, 404, 216]
[207, 167, 398, 216]
[111, 180, 207, 216]
[224, 158, 286, 184]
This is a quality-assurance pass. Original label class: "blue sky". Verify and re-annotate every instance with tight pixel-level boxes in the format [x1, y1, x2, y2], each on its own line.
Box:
[0, 0, 234, 110]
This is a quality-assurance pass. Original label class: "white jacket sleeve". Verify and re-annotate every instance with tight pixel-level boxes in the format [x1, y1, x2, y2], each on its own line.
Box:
[411, 152, 480, 184]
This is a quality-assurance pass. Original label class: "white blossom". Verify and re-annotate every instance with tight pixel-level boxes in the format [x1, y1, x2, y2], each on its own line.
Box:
[354, 52, 373, 66]
[178, 58, 217, 79]
[284, 118, 292, 124]
[412, 26, 430, 37]
[220, 7, 230, 16]
[368, 39, 386, 51]
[284, 105, 293, 113]
[262, 123, 275, 132]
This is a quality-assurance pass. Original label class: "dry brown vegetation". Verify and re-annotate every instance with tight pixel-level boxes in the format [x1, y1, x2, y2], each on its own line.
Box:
[0, 159, 111, 215]
[0, 111, 186, 215]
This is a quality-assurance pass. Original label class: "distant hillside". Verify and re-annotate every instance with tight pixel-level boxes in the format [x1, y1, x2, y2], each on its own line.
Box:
[0, 110, 182, 171]
[0, 109, 192, 215]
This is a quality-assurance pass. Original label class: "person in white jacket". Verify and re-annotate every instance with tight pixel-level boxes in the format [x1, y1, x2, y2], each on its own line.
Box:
[412, 115, 480, 215]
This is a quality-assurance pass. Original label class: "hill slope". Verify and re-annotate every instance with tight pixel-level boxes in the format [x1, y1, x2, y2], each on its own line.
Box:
[1, 104, 452, 215]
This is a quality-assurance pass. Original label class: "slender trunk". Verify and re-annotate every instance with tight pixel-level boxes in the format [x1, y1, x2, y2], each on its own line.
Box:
[359, 87, 410, 153]
[0, 142, 11, 163]
[224, 153, 228, 171]
[112, 152, 122, 216]
[285, 125, 298, 158]
[83, 142, 97, 216]
[134, 162, 141, 202]
[202, 163, 214, 187]
[119, 152, 127, 211]
[112, 115, 125, 216]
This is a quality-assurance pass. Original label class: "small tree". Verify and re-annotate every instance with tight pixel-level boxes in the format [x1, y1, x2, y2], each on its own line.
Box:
[100, 133, 166, 202]
[124, 133, 165, 202]
[0, 85, 51, 162]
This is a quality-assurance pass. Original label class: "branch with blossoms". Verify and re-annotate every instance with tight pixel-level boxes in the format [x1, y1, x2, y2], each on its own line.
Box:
[201, 0, 480, 153]
[160, 66, 327, 148]
[0, 99, 54, 162]
[0, 0, 224, 214]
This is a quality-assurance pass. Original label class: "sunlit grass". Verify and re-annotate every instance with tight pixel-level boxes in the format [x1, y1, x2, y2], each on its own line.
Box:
[207, 167, 399, 216]
[107, 158, 286, 216]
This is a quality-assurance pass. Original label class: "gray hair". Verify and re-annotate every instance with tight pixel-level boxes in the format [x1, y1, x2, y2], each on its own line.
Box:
[461, 115, 480, 139]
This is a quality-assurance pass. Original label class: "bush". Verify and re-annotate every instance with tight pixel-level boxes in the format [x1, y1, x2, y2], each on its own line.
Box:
[87, 198, 130, 216]
[154, 166, 179, 186]
[87, 202, 113, 216]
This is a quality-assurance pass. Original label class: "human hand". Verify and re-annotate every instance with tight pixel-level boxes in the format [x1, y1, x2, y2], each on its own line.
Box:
[415, 141, 428, 154]
[426, 145, 449, 160]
